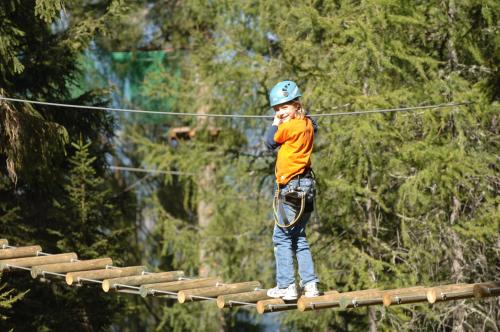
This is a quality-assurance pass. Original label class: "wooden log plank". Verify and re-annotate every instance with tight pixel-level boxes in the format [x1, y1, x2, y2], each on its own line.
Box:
[217, 289, 271, 308]
[473, 282, 500, 299]
[341, 294, 388, 309]
[102, 271, 184, 292]
[31, 258, 112, 278]
[297, 294, 340, 312]
[0, 246, 42, 259]
[178, 281, 261, 303]
[66, 266, 146, 285]
[0, 253, 77, 270]
[140, 277, 222, 298]
[223, 289, 339, 311]
[338, 290, 388, 309]
[256, 299, 297, 314]
[297, 288, 382, 312]
[426, 283, 468, 303]
[0, 239, 9, 247]
[336, 288, 384, 298]
[383, 286, 427, 306]
[299, 287, 426, 311]
[426, 283, 474, 303]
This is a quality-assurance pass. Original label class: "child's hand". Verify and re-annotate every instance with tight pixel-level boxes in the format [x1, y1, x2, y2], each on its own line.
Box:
[272, 115, 282, 126]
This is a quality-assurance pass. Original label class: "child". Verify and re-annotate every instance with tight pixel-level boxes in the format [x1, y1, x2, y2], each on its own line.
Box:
[264, 80, 319, 300]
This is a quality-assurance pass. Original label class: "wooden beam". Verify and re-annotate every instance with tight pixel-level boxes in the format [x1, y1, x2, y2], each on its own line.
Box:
[0, 239, 9, 247]
[140, 277, 222, 298]
[298, 294, 339, 312]
[338, 290, 388, 309]
[0, 253, 77, 270]
[297, 288, 381, 312]
[256, 299, 296, 314]
[102, 271, 184, 292]
[0, 246, 42, 259]
[217, 289, 338, 310]
[168, 126, 194, 140]
[30, 258, 112, 278]
[340, 294, 387, 309]
[473, 282, 500, 299]
[298, 287, 429, 312]
[426, 283, 475, 304]
[66, 266, 146, 285]
[382, 286, 427, 306]
[178, 281, 261, 303]
[217, 289, 271, 308]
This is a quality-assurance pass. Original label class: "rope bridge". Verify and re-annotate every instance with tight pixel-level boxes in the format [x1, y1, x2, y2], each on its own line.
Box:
[0, 239, 498, 314]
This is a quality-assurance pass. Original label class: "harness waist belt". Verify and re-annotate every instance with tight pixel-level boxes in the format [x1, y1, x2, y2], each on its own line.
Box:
[279, 168, 313, 188]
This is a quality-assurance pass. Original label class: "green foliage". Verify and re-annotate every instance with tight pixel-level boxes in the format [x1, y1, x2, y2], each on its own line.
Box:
[1, 0, 497, 331]
[122, 0, 499, 330]
[53, 137, 133, 261]
[0, 0, 120, 182]
[0, 282, 26, 322]
[34, 0, 63, 23]
[0, 0, 139, 330]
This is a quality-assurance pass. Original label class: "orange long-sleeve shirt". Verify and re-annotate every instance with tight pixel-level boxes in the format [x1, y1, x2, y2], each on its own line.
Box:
[273, 118, 314, 185]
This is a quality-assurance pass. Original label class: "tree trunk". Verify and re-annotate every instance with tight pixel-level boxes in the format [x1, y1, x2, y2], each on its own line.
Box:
[194, 82, 214, 278]
[368, 306, 377, 332]
[197, 162, 215, 277]
[450, 230, 465, 332]
[450, 195, 465, 332]
[446, 0, 465, 323]
[446, 0, 459, 69]
[362, 62, 377, 330]
[194, 74, 226, 332]
[366, 183, 378, 332]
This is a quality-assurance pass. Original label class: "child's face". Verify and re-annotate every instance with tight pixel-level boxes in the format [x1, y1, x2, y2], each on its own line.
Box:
[273, 102, 299, 123]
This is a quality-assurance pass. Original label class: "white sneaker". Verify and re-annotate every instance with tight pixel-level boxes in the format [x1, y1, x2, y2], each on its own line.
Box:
[303, 282, 320, 297]
[267, 284, 298, 300]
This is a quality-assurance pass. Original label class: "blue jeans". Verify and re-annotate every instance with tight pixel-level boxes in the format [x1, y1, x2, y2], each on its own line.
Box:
[273, 177, 319, 288]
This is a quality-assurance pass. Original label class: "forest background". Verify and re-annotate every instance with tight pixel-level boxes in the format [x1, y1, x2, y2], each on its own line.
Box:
[0, 0, 498, 331]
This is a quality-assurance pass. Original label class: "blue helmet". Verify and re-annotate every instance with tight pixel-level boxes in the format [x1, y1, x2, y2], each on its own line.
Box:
[269, 80, 302, 107]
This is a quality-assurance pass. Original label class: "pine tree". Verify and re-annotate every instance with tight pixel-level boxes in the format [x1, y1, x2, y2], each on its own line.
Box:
[57, 137, 133, 260]
[49, 0, 499, 330]
[265, 1, 500, 330]
[130, 0, 499, 330]
[0, 282, 25, 322]
[0, 0, 138, 330]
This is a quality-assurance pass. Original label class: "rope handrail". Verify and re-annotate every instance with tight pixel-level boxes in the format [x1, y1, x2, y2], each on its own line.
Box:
[109, 166, 195, 176]
[0, 96, 470, 119]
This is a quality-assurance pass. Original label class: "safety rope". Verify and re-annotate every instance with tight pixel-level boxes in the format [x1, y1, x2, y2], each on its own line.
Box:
[272, 188, 306, 229]
[0, 96, 470, 119]
[109, 166, 195, 176]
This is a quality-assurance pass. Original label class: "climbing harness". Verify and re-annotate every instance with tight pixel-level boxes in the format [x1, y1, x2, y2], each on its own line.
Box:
[273, 171, 316, 229]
